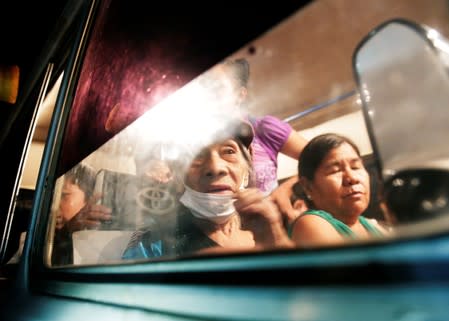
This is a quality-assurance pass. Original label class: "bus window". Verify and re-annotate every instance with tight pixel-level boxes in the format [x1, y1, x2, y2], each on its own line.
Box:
[44, 0, 449, 267]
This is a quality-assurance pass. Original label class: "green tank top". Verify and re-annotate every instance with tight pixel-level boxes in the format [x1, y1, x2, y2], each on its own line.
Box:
[288, 209, 384, 239]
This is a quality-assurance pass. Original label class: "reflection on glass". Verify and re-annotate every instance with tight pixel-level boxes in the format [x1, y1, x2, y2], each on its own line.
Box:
[355, 21, 449, 175]
[46, 1, 449, 267]
[354, 20, 449, 230]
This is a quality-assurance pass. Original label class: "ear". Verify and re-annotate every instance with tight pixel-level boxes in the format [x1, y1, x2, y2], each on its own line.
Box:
[301, 178, 313, 200]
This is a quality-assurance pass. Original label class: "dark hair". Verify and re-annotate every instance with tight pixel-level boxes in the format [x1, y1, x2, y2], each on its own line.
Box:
[290, 181, 305, 204]
[298, 133, 361, 181]
[235, 138, 254, 187]
[222, 58, 250, 88]
[65, 163, 96, 197]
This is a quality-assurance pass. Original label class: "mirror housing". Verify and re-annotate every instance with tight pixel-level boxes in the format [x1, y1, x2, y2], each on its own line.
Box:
[353, 19, 449, 223]
[384, 169, 449, 223]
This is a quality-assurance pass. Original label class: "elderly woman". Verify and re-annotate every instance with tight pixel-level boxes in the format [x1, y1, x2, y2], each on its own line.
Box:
[123, 118, 293, 259]
[289, 133, 389, 247]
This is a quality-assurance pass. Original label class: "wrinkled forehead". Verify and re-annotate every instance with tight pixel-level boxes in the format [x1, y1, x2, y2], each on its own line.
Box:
[189, 134, 243, 160]
[195, 137, 242, 153]
[321, 142, 362, 165]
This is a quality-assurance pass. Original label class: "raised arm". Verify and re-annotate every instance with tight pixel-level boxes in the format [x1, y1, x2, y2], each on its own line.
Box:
[234, 188, 295, 249]
[271, 130, 309, 224]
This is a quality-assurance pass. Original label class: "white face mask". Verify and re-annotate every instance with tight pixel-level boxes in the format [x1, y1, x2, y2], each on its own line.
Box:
[179, 185, 237, 224]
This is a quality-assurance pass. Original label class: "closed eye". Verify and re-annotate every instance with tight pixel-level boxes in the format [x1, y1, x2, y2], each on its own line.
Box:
[350, 159, 364, 170]
[325, 165, 341, 175]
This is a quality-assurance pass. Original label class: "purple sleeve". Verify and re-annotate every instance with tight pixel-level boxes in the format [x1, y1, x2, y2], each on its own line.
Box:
[254, 115, 292, 154]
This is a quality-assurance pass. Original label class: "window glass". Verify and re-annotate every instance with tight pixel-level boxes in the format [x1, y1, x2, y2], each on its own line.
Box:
[46, 0, 449, 267]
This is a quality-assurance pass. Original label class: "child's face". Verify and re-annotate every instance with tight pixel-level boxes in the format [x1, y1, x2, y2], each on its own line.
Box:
[59, 180, 87, 222]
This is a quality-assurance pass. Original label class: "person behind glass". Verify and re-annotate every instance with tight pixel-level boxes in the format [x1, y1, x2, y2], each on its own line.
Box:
[122, 118, 294, 259]
[202, 58, 309, 227]
[131, 143, 186, 237]
[52, 163, 111, 265]
[289, 181, 308, 218]
[289, 133, 389, 246]
[133, 142, 185, 195]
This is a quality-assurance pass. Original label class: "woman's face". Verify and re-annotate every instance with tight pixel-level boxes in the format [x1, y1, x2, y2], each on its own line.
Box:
[185, 139, 248, 194]
[59, 179, 87, 221]
[305, 142, 370, 220]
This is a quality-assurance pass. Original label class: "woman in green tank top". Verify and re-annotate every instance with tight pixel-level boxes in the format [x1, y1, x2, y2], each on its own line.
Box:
[289, 133, 389, 246]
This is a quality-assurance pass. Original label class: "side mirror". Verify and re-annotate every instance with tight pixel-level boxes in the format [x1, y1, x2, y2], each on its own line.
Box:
[384, 169, 449, 223]
[353, 19, 449, 223]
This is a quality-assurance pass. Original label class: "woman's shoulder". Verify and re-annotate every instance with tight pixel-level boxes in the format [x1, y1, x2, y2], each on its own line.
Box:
[290, 213, 345, 246]
[363, 217, 394, 235]
[300, 209, 334, 221]
[290, 211, 342, 238]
